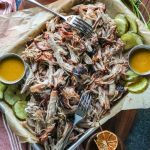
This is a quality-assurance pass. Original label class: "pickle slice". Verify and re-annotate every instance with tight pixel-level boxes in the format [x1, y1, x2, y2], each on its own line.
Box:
[8, 85, 18, 91]
[121, 32, 143, 50]
[115, 14, 129, 37]
[4, 86, 21, 105]
[4, 92, 20, 105]
[13, 101, 27, 120]
[126, 15, 138, 33]
[0, 82, 7, 99]
[127, 77, 148, 93]
[17, 91, 27, 101]
[125, 70, 139, 81]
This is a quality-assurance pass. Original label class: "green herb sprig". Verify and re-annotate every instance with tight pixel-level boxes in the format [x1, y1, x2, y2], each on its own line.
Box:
[122, 0, 150, 29]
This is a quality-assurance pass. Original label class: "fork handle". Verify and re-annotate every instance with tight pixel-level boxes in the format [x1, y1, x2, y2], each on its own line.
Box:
[31, 143, 44, 150]
[27, 0, 65, 19]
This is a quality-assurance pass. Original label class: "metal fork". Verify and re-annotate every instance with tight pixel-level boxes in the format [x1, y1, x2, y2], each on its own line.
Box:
[27, 0, 93, 36]
[62, 91, 92, 150]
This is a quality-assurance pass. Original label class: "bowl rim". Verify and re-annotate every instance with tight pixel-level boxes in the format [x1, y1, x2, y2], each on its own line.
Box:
[128, 44, 150, 76]
[85, 132, 97, 150]
[0, 53, 26, 84]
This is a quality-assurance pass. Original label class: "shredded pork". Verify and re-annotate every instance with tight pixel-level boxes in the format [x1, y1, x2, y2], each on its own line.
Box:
[22, 2, 128, 149]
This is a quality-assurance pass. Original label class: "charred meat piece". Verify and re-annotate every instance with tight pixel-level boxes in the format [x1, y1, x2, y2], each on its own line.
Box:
[72, 64, 88, 76]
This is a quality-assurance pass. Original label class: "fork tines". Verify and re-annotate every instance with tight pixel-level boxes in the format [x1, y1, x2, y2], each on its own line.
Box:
[73, 18, 93, 36]
[76, 91, 92, 117]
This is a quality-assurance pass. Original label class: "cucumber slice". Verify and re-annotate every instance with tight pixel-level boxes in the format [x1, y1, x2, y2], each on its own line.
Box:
[115, 14, 129, 37]
[16, 91, 27, 101]
[125, 70, 139, 81]
[126, 15, 138, 33]
[13, 101, 27, 120]
[4, 86, 21, 105]
[8, 85, 18, 92]
[121, 32, 143, 50]
[127, 77, 148, 93]
[4, 91, 20, 105]
[0, 82, 7, 99]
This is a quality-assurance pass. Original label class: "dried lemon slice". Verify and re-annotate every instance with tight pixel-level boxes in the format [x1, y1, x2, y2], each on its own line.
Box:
[127, 77, 148, 93]
[95, 130, 118, 150]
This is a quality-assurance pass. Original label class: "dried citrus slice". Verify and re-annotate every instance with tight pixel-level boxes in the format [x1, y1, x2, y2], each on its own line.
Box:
[95, 130, 118, 150]
[127, 77, 148, 93]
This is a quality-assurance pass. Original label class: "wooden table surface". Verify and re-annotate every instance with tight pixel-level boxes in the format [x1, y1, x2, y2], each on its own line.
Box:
[19, 0, 150, 148]
[141, 0, 150, 21]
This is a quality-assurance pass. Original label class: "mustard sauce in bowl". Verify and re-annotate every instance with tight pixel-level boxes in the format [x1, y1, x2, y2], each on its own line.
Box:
[0, 53, 26, 84]
[129, 45, 150, 75]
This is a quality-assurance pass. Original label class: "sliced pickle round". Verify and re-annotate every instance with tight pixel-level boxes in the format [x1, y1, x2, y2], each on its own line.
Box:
[125, 70, 139, 81]
[13, 101, 27, 120]
[127, 77, 148, 93]
[4, 87, 20, 105]
[115, 14, 129, 37]
[126, 15, 138, 33]
[121, 32, 143, 51]
[0, 82, 7, 99]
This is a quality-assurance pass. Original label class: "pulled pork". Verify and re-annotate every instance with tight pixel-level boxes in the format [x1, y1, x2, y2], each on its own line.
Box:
[22, 2, 128, 149]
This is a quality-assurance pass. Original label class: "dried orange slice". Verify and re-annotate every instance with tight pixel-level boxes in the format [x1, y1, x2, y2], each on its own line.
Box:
[95, 130, 118, 150]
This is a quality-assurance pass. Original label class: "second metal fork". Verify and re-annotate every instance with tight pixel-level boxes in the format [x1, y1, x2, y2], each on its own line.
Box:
[27, 0, 93, 37]
[62, 91, 92, 150]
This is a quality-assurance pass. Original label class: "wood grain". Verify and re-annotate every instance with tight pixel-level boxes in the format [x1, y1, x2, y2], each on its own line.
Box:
[140, 0, 150, 21]
[114, 110, 137, 142]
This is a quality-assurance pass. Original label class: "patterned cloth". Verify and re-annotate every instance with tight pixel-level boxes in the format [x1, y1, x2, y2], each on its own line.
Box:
[0, 113, 27, 150]
[0, 0, 16, 14]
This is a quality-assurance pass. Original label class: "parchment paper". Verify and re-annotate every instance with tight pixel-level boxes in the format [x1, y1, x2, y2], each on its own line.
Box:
[0, 0, 150, 143]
